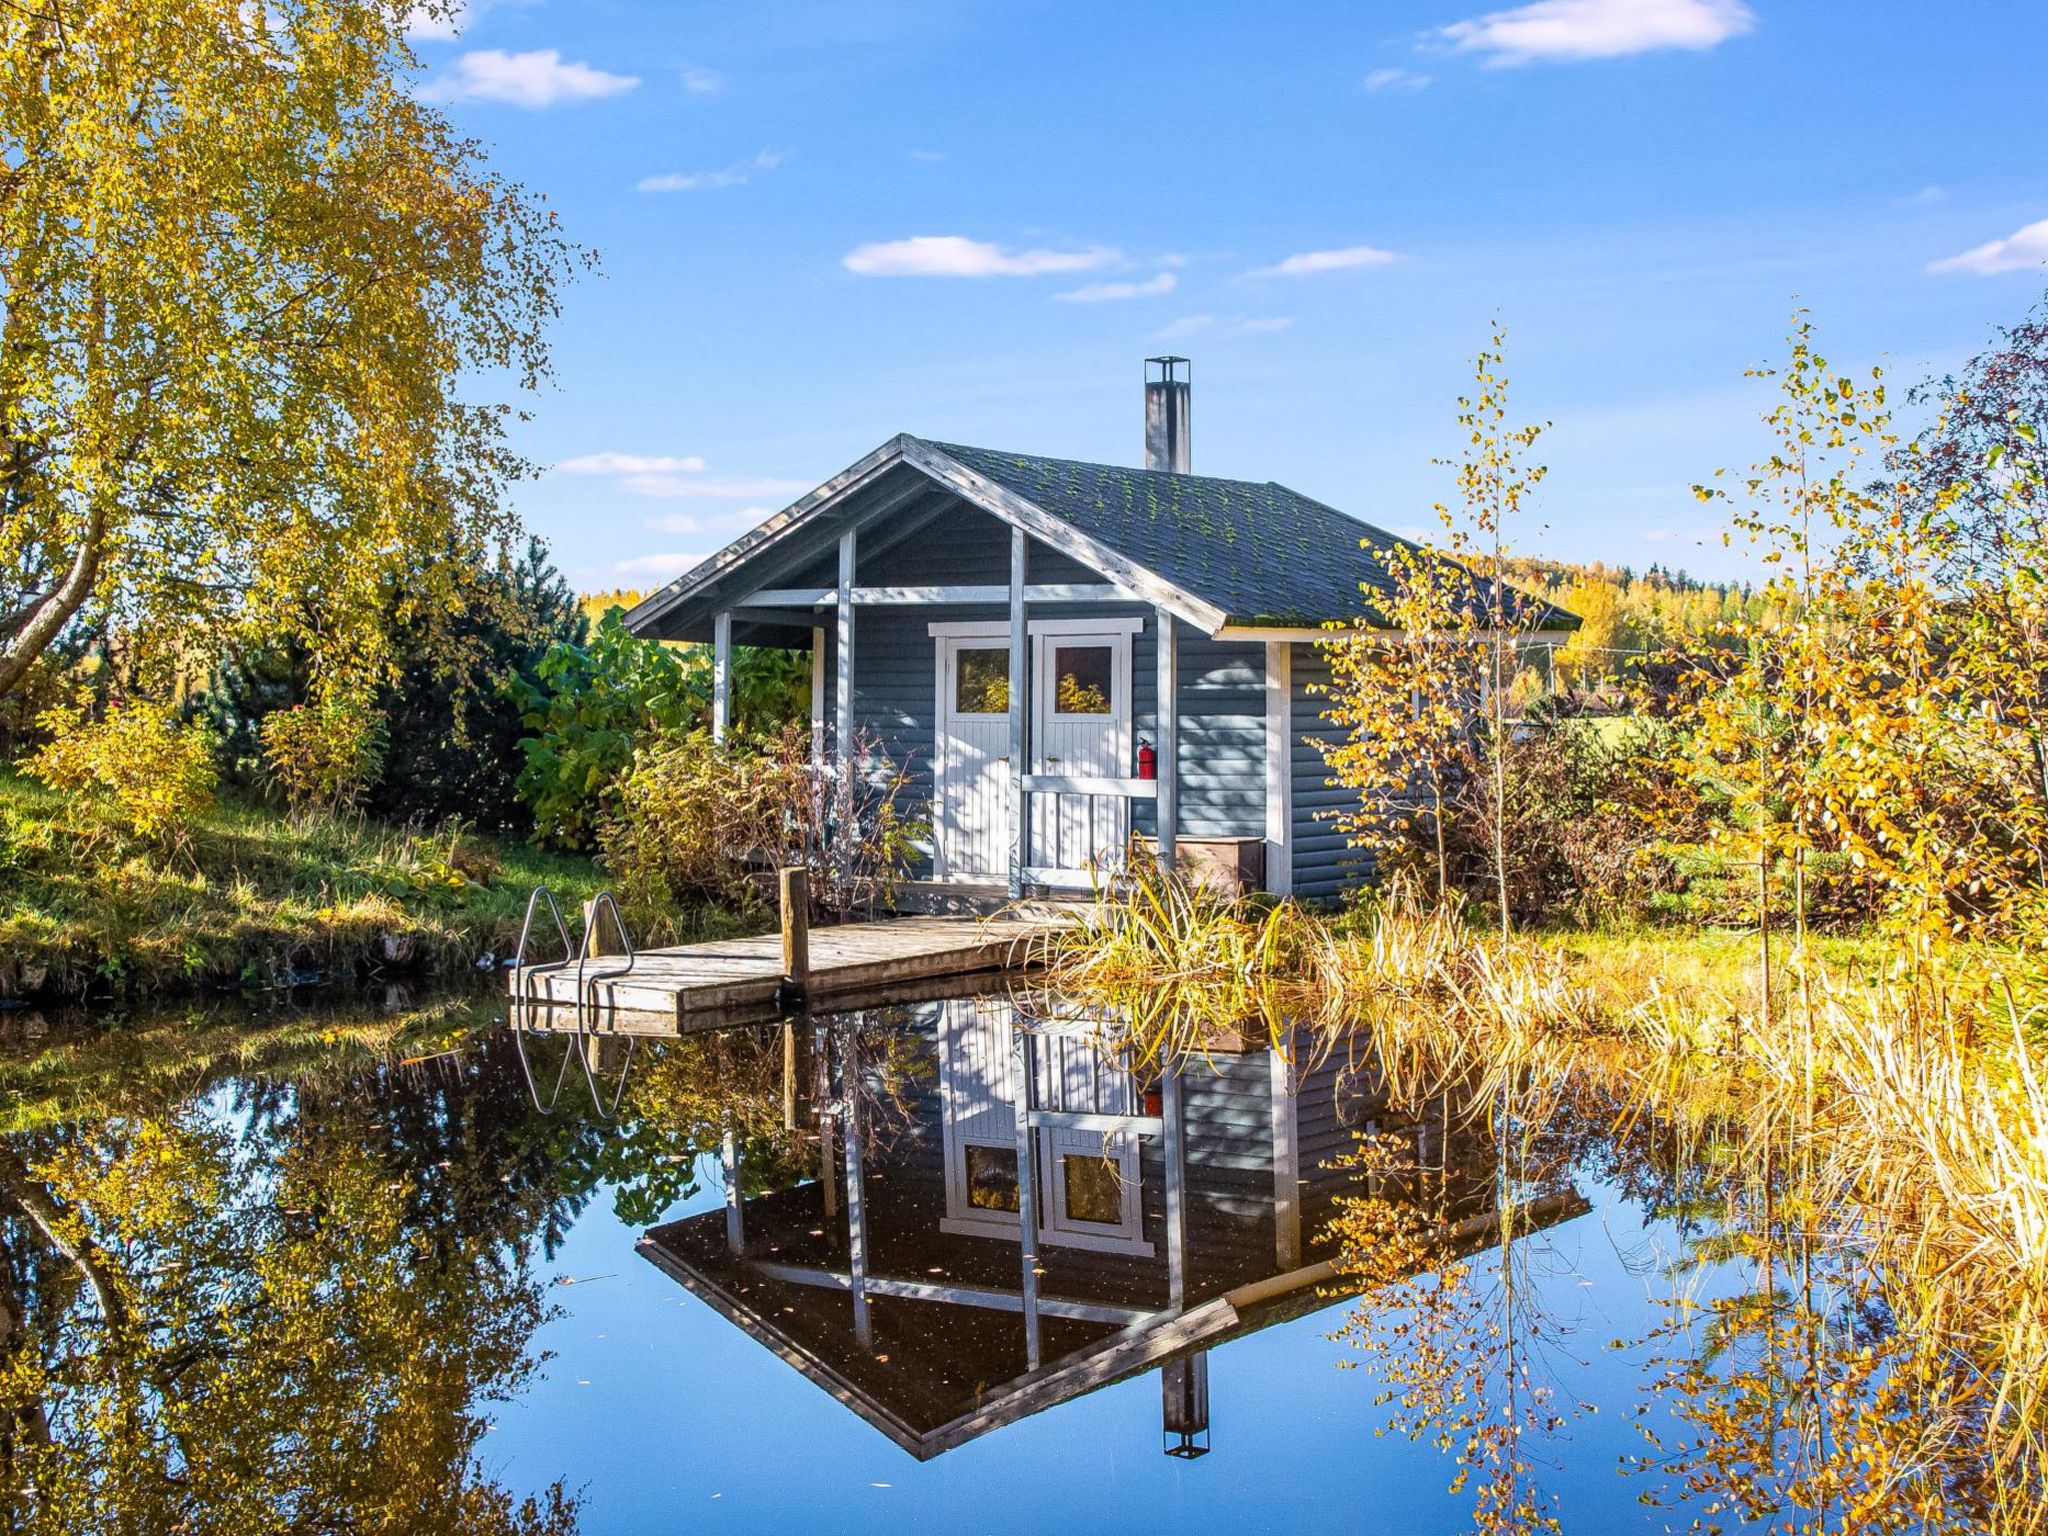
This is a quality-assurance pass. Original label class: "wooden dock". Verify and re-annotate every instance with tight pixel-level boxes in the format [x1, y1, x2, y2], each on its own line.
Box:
[509, 913, 1067, 1033]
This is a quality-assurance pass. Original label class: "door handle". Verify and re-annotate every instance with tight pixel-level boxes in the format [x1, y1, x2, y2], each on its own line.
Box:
[1045, 755, 1062, 764]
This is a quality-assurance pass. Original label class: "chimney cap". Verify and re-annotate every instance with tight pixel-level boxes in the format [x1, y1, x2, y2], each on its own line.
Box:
[1145, 356, 1191, 385]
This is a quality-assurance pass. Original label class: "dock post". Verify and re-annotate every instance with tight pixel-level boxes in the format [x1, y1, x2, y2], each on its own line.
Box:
[778, 866, 810, 1009]
[782, 1019, 799, 1134]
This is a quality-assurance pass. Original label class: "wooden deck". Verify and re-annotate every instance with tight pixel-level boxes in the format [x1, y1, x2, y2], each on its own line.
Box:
[510, 913, 1068, 1032]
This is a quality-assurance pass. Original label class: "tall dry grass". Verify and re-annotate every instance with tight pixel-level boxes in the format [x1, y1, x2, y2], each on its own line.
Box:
[1042, 871, 2048, 1524]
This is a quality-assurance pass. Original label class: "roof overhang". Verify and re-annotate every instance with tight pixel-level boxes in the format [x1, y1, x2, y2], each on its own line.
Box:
[623, 435, 1230, 644]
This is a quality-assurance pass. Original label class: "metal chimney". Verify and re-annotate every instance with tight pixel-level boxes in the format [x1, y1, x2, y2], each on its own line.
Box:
[1144, 356, 1191, 474]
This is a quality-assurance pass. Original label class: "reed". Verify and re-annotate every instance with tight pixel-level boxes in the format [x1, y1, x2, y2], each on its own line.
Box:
[1050, 876, 2048, 1525]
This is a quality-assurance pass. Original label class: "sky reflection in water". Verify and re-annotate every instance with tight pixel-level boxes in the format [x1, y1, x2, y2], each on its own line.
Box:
[0, 983, 1953, 1534]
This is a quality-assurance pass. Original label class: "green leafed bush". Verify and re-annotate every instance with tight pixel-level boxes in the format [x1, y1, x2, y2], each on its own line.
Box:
[26, 697, 218, 842]
[260, 697, 389, 818]
[512, 609, 813, 851]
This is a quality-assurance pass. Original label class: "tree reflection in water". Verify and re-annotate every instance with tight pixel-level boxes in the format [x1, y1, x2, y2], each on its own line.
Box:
[0, 990, 932, 1535]
[1, 981, 2038, 1534]
[0, 993, 586, 1535]
[1325, 1027, 2030, 1535]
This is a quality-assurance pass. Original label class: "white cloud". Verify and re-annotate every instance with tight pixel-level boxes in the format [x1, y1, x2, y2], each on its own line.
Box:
[622, 474, 812, 501]
[554, 453, 808, 505]
[405, 0, 536, 42]
[1250, 245, 1398, 278]
[645, 507, 777, 535]
[1364, 66, 1433, 91]
[418, 48, 639, 107]
[614, 552, 709, 582]
[681, 65, 725, 95]
[555, 452, 707, 476]
[1055, 273, 1177, 303]
[1929, 218, 2048, 276]
[1438, 0, 1754, 66]
[1152, 314, 1291, 341]
[637, 150, 787, 193]
[842, 235, 1119, 278]
[405, 3, 465, 41]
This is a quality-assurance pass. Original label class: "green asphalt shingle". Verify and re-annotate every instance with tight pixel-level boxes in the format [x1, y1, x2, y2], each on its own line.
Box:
[928, 440, 1574, 630]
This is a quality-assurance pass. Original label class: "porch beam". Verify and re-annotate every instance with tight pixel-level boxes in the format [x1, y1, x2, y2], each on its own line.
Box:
[1007, 528, 1028, 901]
[1155, 609, 1179, 875]
[711, 611, 732, 743]
[742, 582, 1122, 608]
[742, 1263, 1151, 1326]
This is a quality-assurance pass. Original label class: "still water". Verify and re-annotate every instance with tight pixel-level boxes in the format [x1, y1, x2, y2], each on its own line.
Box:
[0, 982, 1960, 1533]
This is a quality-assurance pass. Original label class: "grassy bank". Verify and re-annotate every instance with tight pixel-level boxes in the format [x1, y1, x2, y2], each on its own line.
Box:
[0, 769, 751, 1001]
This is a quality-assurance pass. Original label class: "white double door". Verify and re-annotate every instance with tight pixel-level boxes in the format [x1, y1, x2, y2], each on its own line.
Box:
[933, 620, 1135, 883]
[936, 998, 1148, 1255]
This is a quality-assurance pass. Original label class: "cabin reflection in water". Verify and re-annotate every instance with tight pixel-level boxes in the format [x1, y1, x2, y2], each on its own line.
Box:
[636, 993, 1579, 1461]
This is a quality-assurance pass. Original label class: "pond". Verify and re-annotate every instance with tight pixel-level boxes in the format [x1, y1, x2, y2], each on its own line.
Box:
[0, 980, 2005, 1533]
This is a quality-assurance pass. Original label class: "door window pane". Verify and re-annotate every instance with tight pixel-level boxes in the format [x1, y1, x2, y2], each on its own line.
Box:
[955, 648, 1011, 715]
[966, 1145, 1020, 1212]
[1061, 1153, 1124, 1225]
[1052, 646, 1113, 714]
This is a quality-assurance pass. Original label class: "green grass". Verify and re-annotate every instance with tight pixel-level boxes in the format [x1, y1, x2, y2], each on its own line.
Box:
[0, 768, 756, 1001]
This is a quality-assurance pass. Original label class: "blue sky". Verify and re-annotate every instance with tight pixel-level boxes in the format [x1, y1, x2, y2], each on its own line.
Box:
[408, 0, 2048, 592]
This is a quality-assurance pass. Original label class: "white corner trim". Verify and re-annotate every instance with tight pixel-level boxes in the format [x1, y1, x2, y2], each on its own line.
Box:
[1264, 640, 1293, 896]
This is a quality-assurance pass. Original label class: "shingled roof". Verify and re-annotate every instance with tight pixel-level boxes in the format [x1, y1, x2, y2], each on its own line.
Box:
[625, 432, 1578, 641]
[927, 441, 1574, 631]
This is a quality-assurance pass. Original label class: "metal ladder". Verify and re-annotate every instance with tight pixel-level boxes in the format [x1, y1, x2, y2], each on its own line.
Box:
[510, 887, 639, 1118]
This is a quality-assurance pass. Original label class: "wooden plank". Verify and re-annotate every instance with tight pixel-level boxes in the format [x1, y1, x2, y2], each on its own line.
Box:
[508, 914, 1069, 1025]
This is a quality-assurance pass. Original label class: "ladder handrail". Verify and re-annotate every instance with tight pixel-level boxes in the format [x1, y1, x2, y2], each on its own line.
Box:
[509, 886, 640, 1116]
[572, 890, 636, 1032]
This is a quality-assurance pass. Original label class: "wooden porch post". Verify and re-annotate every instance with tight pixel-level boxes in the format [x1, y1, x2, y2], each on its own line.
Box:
[834, 531, 856, 885]
[1011, 1020, 1042, 1369]
[711, 610, 732, 743]
[809, 626, 826, 766]
[1163, 1059, 1187, 1311]
[1270, 1044, 1301, 1270]
[841, 1021, 872, 1349]
[1007, 527, 1028, 900]
[1156, 608, 1179, 875]
[721, 1113, 745, 1255]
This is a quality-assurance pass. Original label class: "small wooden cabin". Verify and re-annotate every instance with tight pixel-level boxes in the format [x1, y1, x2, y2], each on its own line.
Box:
[626, 359, 1574, 904]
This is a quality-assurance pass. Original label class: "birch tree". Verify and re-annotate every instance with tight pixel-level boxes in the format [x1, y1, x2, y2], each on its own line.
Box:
[0, 0, 577, 702]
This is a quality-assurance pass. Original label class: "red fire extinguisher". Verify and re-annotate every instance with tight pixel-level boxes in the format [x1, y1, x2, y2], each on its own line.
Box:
[1136, 740, 1157, 781]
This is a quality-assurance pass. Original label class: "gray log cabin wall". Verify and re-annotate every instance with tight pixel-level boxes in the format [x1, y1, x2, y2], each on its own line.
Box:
[1287, 642, 1364, 904]
[801, 498, 1271, 881]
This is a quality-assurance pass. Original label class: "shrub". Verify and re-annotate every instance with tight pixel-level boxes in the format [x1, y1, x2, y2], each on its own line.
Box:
[512, 611, 699, 850]
[260, 697, 388, 816]
[513, 609, 814, 850]
[26, 697, 218, 840]
[599, 725, 923, 919]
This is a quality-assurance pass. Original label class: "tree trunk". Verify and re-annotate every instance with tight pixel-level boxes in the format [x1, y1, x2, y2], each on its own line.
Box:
[0, 502, 105, 701]
[0, 1142, 129, 1335]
